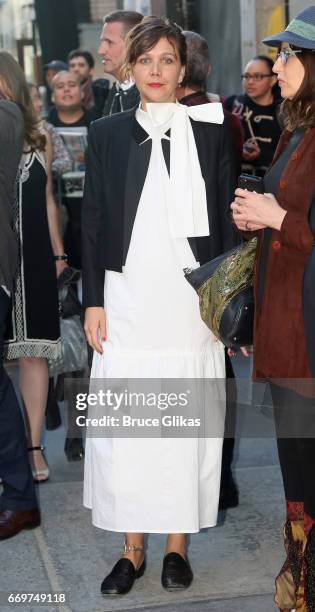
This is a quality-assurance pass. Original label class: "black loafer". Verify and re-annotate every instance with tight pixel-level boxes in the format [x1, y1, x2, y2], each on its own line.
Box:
[161, 552, 193, 590]
[101, 557, 146, 595]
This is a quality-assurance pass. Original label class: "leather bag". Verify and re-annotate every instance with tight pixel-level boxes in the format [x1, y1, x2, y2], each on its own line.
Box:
[184, 238, 257, 349]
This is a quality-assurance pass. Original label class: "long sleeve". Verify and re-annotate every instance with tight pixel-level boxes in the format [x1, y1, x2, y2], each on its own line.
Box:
[280, 209, 314, 254]
[0, 101, 24, 290]
[81, 123, 105, 308]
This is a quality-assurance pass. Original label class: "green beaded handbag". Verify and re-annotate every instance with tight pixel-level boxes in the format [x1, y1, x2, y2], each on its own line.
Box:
[184, 238, 257, 349]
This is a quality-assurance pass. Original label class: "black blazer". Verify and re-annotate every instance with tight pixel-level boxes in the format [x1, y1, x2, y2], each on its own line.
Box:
[82, 106, 238, 308]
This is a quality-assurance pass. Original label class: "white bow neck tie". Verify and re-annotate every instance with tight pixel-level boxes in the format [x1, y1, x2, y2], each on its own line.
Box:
[144, 102, 224, 238]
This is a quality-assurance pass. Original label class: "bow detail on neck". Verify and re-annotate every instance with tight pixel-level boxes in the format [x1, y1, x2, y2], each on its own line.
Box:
[145, 102, 224, 238]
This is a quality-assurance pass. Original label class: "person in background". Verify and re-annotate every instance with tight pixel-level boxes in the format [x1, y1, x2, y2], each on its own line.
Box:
[48, 72, 92, 460]
[99, 10, 143, 116]
[177, 30, 242, 510]
[48, 71, 97, 129]
[231, 6, 315, 609]
[0, 99, 40, 540]
[177, 31, 243, 176]
[0, 52, 66, 483]
[48, 70, 94, 270]
[29, 82, 74, 435]
[42, 60, 68, 118]
[29, 83, 72, 177]
[225, 55, 282, 176]
[68, 49, 109, 117]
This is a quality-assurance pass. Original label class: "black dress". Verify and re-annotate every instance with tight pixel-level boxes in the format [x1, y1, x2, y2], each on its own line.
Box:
[4, 150, 60, 360]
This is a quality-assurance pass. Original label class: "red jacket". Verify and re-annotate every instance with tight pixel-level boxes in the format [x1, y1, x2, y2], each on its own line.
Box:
[252, 128, 315, 390]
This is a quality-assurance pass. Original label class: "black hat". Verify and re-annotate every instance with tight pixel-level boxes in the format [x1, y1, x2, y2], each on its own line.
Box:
[263, 5, 315, 50]
[43, 60, 68, 72]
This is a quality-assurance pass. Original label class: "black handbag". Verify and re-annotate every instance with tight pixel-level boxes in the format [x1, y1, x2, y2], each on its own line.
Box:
[184, 239, 257, 349]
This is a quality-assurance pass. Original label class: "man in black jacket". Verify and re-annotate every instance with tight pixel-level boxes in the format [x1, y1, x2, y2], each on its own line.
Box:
[0, 100, 39, 539]
[99, 10, 143, 116]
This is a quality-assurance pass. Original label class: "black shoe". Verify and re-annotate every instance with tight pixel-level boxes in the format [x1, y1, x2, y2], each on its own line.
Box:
[219, 474, 239, 510]
[100, 557, 146, 595]
[0, 507, 40, 540]
[161, 552, 193, 590]
[64, 437, 84, 461]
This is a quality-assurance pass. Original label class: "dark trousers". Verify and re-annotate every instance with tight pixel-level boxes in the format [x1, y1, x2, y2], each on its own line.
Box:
[0, 288, 37, 510]
[271, 382, 315, 519]
[221, 352, 236, 487]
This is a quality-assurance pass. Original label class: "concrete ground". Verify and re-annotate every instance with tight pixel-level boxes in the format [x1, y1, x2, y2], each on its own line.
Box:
[0, 356, 284, 612]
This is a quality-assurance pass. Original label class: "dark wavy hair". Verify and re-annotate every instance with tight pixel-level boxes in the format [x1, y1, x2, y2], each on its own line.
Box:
[181, 31, 209, 91]
[123, 16, 186, 79]
[281, 46, 315, 131]
[0, 51, 46, 151]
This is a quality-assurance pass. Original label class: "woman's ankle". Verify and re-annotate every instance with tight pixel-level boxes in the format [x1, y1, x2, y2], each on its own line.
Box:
[123, 535, 145, 570]
[165, 534, 187, 558]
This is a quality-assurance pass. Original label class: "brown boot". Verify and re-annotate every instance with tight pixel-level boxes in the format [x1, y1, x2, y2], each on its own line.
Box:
[304, 516, 315, 612]
[275, 501, 306, 611]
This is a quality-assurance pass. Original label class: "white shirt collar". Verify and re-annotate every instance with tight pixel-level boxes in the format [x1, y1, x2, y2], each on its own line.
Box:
[118, 79, 135, 92]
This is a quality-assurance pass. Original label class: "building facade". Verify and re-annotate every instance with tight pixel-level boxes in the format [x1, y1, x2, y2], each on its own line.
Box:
[0, 0, 312, 87]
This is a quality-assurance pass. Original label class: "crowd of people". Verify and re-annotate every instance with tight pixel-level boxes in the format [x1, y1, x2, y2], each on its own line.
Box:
[0, 5, 315, 611]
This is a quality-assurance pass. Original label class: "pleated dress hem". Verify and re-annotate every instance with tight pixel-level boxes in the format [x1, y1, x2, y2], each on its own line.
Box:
[83, 503, 218, 533]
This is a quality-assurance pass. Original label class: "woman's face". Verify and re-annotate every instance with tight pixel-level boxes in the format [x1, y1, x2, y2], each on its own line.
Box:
[273, 43, 305, 99]
[30, 86, 42, 115]
[243, 59, 276, 102]
[131, 36, 185, 108]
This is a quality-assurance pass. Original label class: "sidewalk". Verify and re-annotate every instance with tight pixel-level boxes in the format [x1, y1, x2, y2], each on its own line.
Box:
[0, 359, 284, 612]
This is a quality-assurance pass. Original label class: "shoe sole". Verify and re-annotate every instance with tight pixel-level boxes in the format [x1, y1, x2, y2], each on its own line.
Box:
[162, 583, 193, 592]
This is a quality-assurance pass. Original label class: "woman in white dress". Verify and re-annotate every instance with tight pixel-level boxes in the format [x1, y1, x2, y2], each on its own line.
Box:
[82, 17, 237, 595]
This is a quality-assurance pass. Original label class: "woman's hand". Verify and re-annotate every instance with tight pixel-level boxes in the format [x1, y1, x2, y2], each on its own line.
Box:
[84, 307, 107, 354]
[55, 260, 68, 278]
[231, 188, 287, 232]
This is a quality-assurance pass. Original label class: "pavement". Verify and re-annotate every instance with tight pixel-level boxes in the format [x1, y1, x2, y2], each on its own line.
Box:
[0, 356, 284, 612]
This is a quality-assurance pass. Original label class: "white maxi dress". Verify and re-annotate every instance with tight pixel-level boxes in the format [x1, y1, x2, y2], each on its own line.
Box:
[84, 107, 226, 533]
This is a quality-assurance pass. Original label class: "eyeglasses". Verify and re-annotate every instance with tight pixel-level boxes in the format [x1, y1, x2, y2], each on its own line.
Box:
[242, 73, 273, 82]
[277, 48, 303, 64]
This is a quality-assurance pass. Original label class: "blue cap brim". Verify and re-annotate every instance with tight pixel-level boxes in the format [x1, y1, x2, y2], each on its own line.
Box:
[263, 30, 315, 49]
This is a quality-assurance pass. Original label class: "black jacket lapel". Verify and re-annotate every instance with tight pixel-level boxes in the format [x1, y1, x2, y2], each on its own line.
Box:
[105, 109, 136, 267]
[123, 121, 152, 263]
